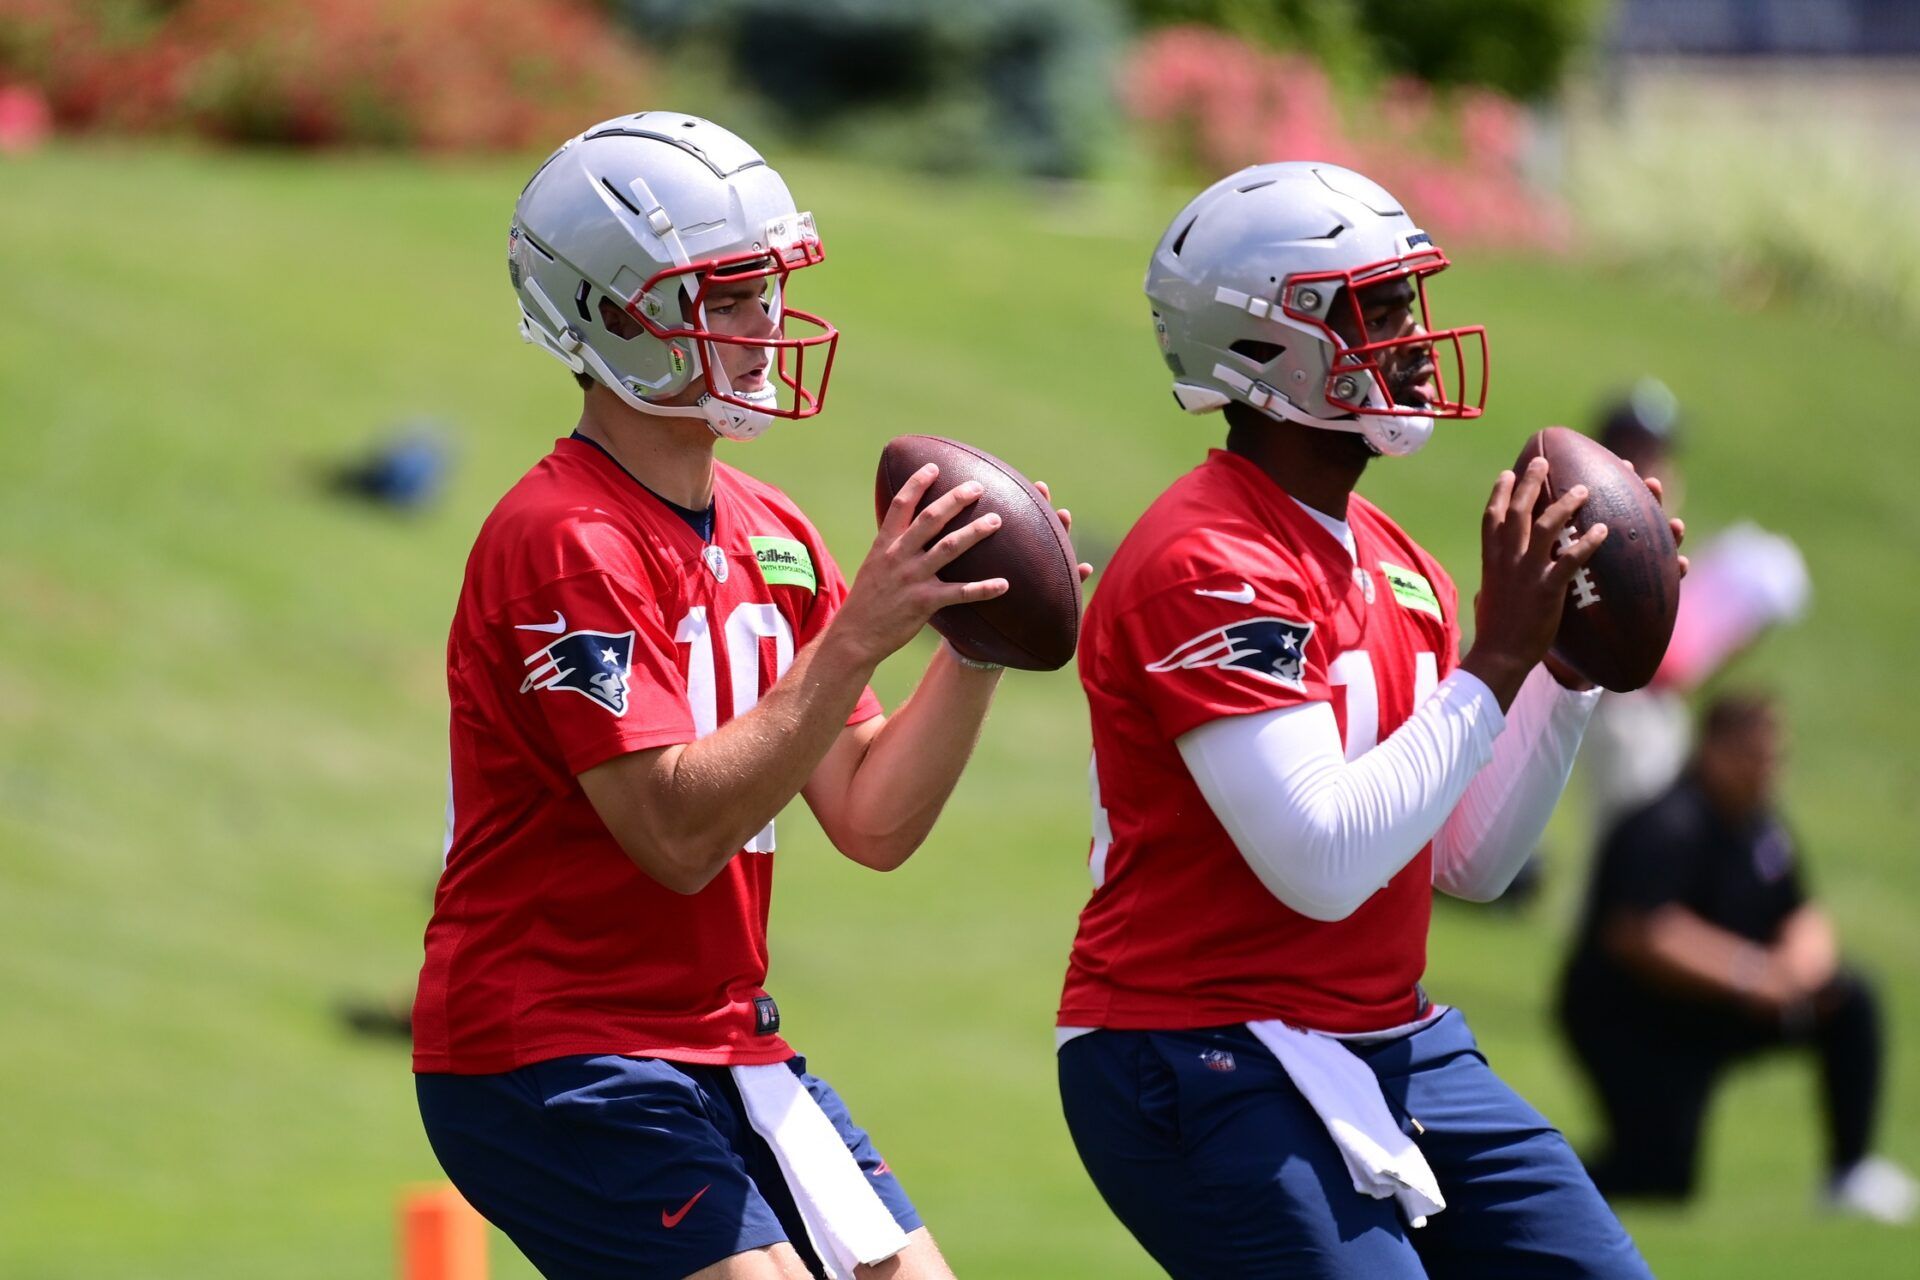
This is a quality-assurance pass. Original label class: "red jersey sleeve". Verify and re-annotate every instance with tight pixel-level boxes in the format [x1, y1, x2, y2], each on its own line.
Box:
[1118, 535, 1328, 741]
[500, 568, 697, 775]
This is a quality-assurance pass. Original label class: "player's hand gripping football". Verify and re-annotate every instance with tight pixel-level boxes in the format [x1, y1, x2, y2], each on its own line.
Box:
[1460, 455, 1608, 709]
[833, 463, 1011, 666]
[1541, 463, 1688, 690]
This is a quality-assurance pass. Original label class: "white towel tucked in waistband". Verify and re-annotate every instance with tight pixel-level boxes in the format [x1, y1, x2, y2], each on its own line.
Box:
[1245, 1019, 1447, 1227]
[731, 1063, 911, 1277]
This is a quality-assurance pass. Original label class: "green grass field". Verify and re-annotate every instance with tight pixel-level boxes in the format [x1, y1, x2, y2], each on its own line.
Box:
[1, 144, 1915, 1278]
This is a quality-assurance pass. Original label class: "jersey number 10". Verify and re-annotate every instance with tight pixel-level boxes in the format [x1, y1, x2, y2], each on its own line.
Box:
[674, 603, 796, 853]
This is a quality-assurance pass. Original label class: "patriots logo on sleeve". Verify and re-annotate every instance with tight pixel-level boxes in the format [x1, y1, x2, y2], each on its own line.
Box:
[1146, 616, 1315, 691]
[519, 629, 636, 715]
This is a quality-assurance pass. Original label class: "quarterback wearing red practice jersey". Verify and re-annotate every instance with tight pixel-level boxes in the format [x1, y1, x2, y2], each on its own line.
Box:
[1055, 163, 1681, 1279]
[414, 437, 882, 1072]
[412, 114, 1084, 1280]
[1062, 448, 1459, 1035]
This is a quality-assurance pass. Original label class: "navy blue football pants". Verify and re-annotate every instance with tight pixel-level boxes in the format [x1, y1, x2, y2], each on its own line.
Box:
[418, 1053, 918, 1280]
[1059, 1010, 1652, 1279]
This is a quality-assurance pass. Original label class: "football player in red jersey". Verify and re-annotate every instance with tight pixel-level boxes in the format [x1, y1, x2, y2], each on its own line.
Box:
[1055, 163, 1684, 1277]
[413, 113, 1082, 1280]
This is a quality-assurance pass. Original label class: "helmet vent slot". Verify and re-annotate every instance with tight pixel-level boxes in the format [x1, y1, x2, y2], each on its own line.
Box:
[597, 296, 642, 341]
[1237, 179, 1276, 193]
[574, 280, 593, 323]
[599, 177, 642, 216]
[1170, 217, 1197, 257]
[1230, 339, 1285, 365]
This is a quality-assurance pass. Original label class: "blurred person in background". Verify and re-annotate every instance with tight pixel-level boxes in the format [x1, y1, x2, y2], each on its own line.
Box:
[1558, 692, 1917, 1222]
[411, 111, 1083, 1280]
[1054, 162, 1679, 1279]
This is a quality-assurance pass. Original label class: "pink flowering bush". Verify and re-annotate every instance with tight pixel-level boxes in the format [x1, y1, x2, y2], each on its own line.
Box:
[0, 81, 49, 152]
[1127, 26, 1567, 252]
[0, 0, 649, 150]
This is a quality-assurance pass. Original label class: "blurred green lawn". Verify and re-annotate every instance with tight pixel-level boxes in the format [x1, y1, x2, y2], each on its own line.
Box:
[1, 145, 1915, 1278]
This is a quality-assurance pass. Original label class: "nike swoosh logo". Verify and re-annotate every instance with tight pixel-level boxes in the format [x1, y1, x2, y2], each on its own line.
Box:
[514, 611, 567, 633]
[662, 1184, 710, 1229]
[1193, 583, 1256, 604]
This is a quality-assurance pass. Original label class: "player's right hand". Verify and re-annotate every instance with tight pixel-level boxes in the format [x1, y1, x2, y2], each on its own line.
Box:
[832, 463, 1010, 666]
[1461, 455, 1608, 708]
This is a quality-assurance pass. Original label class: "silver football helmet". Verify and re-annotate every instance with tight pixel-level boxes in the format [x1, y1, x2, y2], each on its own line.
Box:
[1145, 162, 1487, 457]
[509, 111, 838, 441]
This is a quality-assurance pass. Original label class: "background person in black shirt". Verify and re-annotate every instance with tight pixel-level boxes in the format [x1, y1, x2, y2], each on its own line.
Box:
[1558, 692, 1916, 1222]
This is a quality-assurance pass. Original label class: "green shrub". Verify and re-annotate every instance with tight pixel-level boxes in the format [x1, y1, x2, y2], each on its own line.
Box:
[620, 0, 1122, 177]
[0, 0, 651, 149]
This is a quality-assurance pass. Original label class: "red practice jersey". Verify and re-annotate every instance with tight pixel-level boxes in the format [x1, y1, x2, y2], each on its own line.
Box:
[414, 435, 880, 1074]
[1059, 449, 1461, 1035]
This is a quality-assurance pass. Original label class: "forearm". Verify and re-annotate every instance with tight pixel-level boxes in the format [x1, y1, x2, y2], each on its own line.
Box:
[1774, 905, 1839, 991]
[589, 627, 876, 891]
[1432, 664, 1599, 901]
[1608, 905, 1794, 1007]
[1177, 671, 1505, 922]
[828, 645, 1002, 869]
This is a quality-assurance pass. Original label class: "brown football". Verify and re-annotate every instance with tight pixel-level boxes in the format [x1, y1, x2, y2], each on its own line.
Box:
[1515, 427, 1680, 692]
[873, 435, 1082, 671]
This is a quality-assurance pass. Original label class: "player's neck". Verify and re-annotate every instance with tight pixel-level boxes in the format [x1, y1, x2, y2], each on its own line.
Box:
[1226, 416, 1370, 522]
[575, 388, 717, 510]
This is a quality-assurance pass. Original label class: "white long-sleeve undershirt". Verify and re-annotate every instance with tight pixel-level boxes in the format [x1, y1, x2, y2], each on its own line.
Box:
[1432, 663, 1600, 900]
[1177, 664, 1598, 921]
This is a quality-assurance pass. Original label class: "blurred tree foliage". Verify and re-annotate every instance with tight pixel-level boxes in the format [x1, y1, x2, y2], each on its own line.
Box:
[1129, 0, 1608, 100]
[619, 0, 1121, 177]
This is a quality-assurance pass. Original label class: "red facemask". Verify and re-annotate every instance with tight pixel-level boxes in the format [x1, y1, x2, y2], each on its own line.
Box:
[1280, 247, 1488, 420]
[628, 213, 839, 419]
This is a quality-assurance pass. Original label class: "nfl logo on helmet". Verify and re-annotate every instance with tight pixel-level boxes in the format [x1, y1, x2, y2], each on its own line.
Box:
[520, 630, 636, 715]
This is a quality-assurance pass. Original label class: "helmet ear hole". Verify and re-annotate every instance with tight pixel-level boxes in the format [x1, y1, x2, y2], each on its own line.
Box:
[597, 295, 643, 341]
[1230, 339, 1285, 365]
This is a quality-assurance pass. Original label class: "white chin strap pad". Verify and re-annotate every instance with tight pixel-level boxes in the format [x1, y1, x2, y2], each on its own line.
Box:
[1353, 379, 1434, 457]
[617, 386, 776, 442]
[700, 386, 778, 442]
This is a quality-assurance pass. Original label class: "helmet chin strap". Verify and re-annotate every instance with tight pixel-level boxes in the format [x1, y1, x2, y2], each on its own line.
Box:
[1208, 364, 1435, 458]
[1349, 379, 1435, 457]
[624, 327, 780, 443]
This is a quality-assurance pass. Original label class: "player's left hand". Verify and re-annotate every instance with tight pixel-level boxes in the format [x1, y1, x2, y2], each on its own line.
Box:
[1033, 480, 1094, 583]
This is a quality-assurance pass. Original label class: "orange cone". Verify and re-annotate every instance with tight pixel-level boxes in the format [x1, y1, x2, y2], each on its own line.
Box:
[400, 1184, 488, 1280]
